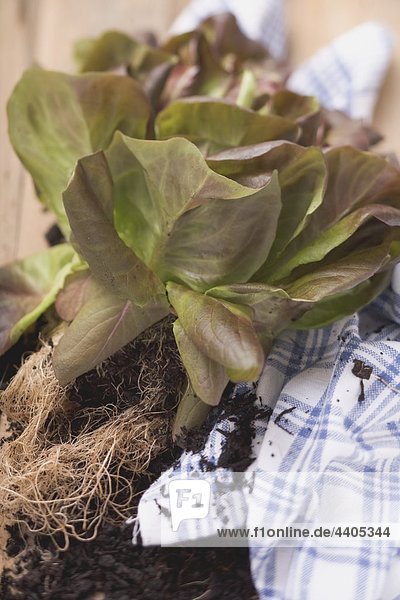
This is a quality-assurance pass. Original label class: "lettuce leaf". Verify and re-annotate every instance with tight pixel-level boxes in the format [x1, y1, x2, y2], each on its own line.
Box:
[208, 141, 327, 270]
[7, 69, 151, 233]
[53, 280, 169, 386]
[167, 281, 264, 382]
[108, 134, 282, 291]
[156, 98, 300, 154]
[291, 271, 390, 329]
[0, 244, 79, 355]
[173, 319, 228, 405]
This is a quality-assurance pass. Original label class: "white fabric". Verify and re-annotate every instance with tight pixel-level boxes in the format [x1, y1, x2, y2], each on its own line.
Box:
[287, 21, 394, 121]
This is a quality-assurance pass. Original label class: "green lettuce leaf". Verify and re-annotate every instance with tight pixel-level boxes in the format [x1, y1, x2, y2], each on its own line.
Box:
[286, 242, 392, 302]
[56, 149, 170, 384]
[166, 33, 232, 100]
[173, 319, 228, 405]
[8, 69, 151, 233]
[208, 141, 327, 273]
[206, 282, 309, 349]
[158, 174, 281, 290]
[297, 147, 400, 245]
[108, 134, 282, 291]
[236, 69, 258, 109]
[63, 151, 165, 306]
[270, 203, 400, 283]
[75, 30, 173, 73]
[155, 98, 300, 155]
[74, 30, 177, 106]
[172, 383, 210, 442]
[267, 90, 320, 121]
[291, 271, 390, 329]
[0, 244, 78, 355]
[74, 30, 135, 71]
[53, 280, 169, 386]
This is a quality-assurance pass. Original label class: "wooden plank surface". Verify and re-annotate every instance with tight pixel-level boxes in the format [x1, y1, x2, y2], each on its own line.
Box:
[1, 0, 400, 265]
[0, 0, 188, 266]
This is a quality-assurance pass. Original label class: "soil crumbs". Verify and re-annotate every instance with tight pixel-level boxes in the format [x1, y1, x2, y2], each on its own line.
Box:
[1, 333, 265, 599]
[2, 525, 257, 600]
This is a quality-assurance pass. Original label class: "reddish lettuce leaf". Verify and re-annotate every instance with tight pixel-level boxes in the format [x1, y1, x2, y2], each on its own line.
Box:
[167, 281, 264, 382]
[173, 319, 228, 405]
[53, 280, 169, 386]
[108, 134, 282, 291]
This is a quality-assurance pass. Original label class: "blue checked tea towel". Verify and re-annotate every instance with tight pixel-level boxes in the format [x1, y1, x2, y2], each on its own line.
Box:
[134, 273, 400, 599]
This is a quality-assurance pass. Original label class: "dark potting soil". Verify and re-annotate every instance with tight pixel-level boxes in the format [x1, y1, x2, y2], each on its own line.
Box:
[1, 327, 264, 599]
[68, 315, 184, 414]
[179, 383, 272, 471]
[0, 315, 48, 391]
[2, 525, 258, 600]
[45, 223, 65, 247]
[2, 441, 258, 599]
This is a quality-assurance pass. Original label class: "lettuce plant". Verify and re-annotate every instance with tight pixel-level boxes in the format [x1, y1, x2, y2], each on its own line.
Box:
[50, 133, 400, 433]
[2, 14, 400, 434]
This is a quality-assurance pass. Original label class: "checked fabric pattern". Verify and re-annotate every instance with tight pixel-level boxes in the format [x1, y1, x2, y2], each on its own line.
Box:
[134, 275, 400, 599]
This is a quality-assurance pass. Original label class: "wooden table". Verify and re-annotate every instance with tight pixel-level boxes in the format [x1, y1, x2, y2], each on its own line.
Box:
[0, 0, 187, 265]
[1, 0, 399, 265]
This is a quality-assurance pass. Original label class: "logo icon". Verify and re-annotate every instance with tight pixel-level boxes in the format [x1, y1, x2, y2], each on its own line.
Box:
[169, 479, 211, 531]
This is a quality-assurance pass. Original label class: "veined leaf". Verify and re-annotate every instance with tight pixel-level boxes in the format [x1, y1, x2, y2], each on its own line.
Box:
[0, 244, 78, 356]
[108, 134, 281, 290]
[298, 146, 400, 245]
[173, 319, 228, 405]
[208, 142, 327, 274]
[270, 203, 400, 283]
[286, 243, 392, 302]
[8, 69, 151, 233]
[155, 98, 300, 155]
[291, 271, 390, 329]
[207, 283, 309, 349]
[55, 270, 92, 322]
[167, 281, 264, 382]
[160, 173, 281, 290]
[63, 151, 165, 306]
[53, 281, 169, 386]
